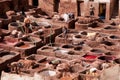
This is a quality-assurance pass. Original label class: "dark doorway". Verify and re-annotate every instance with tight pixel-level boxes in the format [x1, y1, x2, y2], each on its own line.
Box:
[111, 0, 119, 18]
[77, 1, 84, 16]
[99, 3, 106, 19]
[54, 0, 60, 12]
[33, 0, 38, 7]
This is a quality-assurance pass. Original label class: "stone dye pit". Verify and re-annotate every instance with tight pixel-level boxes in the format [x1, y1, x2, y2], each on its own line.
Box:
[0, 0, 120, 80]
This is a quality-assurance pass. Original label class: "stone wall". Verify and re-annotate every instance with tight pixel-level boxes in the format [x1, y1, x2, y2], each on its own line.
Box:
[0, 0, 11, 17]
[17, 0, 29, 11]
[0, 0, 29, 17]
[59, 0, 77, 16]
[38, 0, 54, 16]
[38, 0, 78, 17]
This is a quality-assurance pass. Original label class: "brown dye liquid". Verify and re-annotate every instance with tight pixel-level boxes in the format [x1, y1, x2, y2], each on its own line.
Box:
[19, 44, 30, 48]
[60, 76, 72, 80]
[40, 61, 48, 64]
[6, 38, 17, 43]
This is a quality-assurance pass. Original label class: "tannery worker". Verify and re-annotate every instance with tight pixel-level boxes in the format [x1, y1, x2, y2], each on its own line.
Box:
[62, 26, 68, 38]
[62, 26, 68, 43]
[89, 5, 95, 17]
[24, 16, 32, 34]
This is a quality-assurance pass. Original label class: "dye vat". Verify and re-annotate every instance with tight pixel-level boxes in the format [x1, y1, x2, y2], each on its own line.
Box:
[15, 43, 36, 56]
[21, 36, 42, 47]
[0, 36, 18, 46]
[108, 35, 120, 42]
[0, 51, 20, 71]
[74, 46, 82, 51]
[75, 35, 82, 39]
[83, 55, 97, 59]
[8, 22, 24, 31]
[27, 54, 47, 63]
[37, 46, 55, 57]
[114, 58, 120, 64]
[101, 41, 114, 46]
[109, 35, 120, 39]
[80, 31, 88, 36]
[90, 49, 104, 55]
[103, 25, 118, 34]
[73, 46, 85, 56]
[31, 22, 41, 31]
[98, 56, 115, 61]
[62, 44, 74, 49]
[104, 26, 116, 30]
[82, 54, 97, 62]
[16, 43, 31, 48]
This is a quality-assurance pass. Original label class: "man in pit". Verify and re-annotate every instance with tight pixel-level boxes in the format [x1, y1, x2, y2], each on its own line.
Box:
[62, 26, 68, 43]
[24, 16, 33, 34]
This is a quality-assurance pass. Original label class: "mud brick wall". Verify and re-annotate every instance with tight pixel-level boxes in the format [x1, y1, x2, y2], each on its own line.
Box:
[17, 0, 29, 11]
[0, 0, 29, 17]
[0, 0, 11, 17]
[59, 0, 77, 16]
[39, 0, 54, 16]
[11, 0, 19, 11]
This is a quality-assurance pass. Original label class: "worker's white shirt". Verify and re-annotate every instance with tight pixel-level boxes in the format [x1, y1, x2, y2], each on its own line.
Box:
[61, 13, 69, 22]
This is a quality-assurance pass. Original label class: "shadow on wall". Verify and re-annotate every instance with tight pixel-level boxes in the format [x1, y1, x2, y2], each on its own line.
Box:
[32, 0, 38, 7]
[54, 0, 60, 12]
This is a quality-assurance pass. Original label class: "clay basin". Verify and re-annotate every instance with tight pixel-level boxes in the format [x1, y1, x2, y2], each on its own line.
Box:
[8, 22, 24, 31]
[10, 22, 19, 26]
[0, 51, 17, 60]
[75, 35, 82, 39]
[114, 58, 120, 64]
[15, 42, 33, 49]
[27, 54, 47, 63]
[21, 36, 41, 44]
[109, 35, 120, 40]
[104, 25, 116, 30]
[104, 52, 114, 56]
[103, 25, 117, 33]
[98, 56, 115, 61]
[101, 41, 114, 46]
[41, 46, 54, 52]
[74, 46, 82, 51]
[62, 44, 74, 49]
[82, 54, 97, 62]
[90, 49, 104, 55]
[31, 22, 39, 26]
[1, 37, 18, 46]
[80, 31, 87, 36]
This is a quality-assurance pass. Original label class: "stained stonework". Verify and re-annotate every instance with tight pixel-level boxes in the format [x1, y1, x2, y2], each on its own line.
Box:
[38, 0, 54, 16]
[59, 0, 77, 16]
[37, 0, 120, 21]
[0, 0, 29, 17]
[0, 0, 11, 17]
